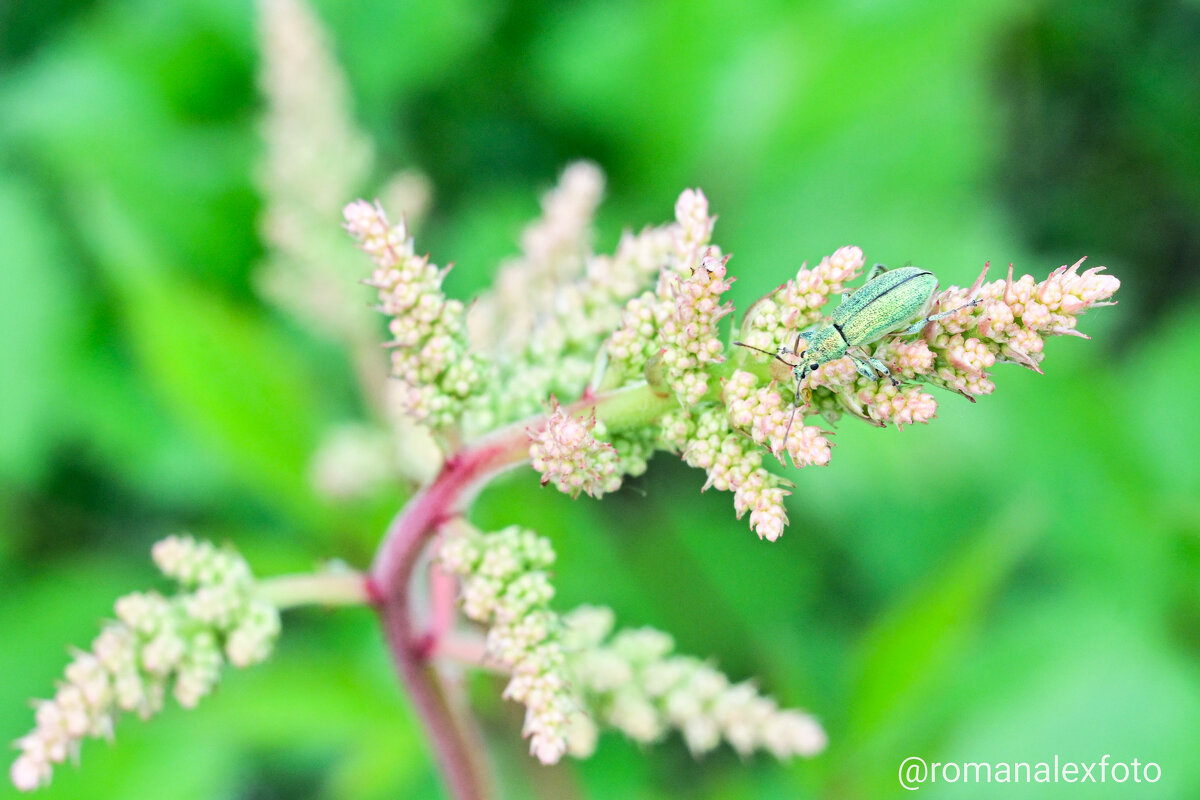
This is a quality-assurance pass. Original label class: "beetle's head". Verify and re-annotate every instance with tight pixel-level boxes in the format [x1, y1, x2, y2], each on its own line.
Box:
[799, 327, 847, 375]
[794, 351, 821, 382]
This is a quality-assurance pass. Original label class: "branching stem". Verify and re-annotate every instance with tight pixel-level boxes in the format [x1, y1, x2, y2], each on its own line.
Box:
[369, 379, 671, 800]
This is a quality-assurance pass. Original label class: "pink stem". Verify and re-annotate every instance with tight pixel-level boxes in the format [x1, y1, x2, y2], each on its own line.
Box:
[370, 425, 530, 800]
[369, 383, 662, 799]
[427, 552, 460, 653]
[433, 632, 491, 668]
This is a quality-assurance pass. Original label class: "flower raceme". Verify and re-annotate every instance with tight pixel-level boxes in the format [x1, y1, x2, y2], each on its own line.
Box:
[438, 524, 827, 765]
[345, 199, 488, 428]
[10, 537, 280, 792]
[344, 165, 1120, 541]
[528, 400, 623, 499]
[11, 523, 828, 792]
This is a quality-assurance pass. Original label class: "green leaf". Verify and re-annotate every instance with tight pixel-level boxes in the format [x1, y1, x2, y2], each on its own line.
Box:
[841, 504, 1043, 754]
[0, 173, 80, 485]
[72, 187, 327, 526]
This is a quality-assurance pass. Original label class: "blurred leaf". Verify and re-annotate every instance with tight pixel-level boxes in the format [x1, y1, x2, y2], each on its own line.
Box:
[1129, 305, 1200, 504]
[840, 504, 1043, 755]
[0, 0, 259, 291]
[0, 173, 81, 486]
[922, 610, 1200, 800]
[72, 188, 327, 526]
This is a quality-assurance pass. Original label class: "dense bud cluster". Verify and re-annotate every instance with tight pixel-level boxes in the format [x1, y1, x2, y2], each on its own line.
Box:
[11, 536, 279, 792]
[438, 525, 574, 764]
[740, 259, 1121, 429]
[440, 528, 827, 765]
[254, 0, 375, 340]
[344, 169, 1117, 539]
[560, 606, 827, 760]
[345, 200, 487, 428]
[528, 401, 623, 499]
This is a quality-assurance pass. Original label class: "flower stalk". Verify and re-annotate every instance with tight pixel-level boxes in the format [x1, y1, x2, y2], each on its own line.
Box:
[256, 570, 371, 610]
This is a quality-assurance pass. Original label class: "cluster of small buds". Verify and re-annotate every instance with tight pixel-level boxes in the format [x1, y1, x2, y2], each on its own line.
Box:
[672, 188, 718, 270]
[604, 190, 723, 389]
[464, 164, 678, 427]
[519, 160, 605, 281]
[723, 370, 834, 467]
[592, 422, 656, 481]
[657, 251, 735, 404]
[463, 164, 601, 427]
[254, 0, 377, 340]
[11, 536, 280, 792]
[604, 291, 663, 383]
[528, 401, 623, 499]
[584, 226, 678, 322]
[854, 382, 940, 428]
[438, 525, 576, 765]
[471, 162, 604, 360]
[559, 606, 827, 760]
[658, 406, 797, 542]
[924, 259, 1120, 381]
[738, 246, 866, 354]
[345, 199, 487, 428]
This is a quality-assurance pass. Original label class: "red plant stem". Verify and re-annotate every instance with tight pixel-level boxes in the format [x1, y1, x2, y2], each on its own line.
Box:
[427, 553, 459, 651]
[369, 382, 670, 800]
[370, 424, 529, 800]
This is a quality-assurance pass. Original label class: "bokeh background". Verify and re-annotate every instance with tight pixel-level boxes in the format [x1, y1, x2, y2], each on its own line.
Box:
[3, 0, 1200, 798]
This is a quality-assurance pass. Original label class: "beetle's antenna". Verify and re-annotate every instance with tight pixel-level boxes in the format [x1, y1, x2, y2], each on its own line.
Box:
[781, 403, 797, 459]
[780, 372, 810, 459]
[733, 340, 798, 367]
[733, 340, 776, 357]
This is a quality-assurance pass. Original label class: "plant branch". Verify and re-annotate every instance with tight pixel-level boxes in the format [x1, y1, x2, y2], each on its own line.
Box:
[368, 378, 681, 800]
[257, 569, 369, 610]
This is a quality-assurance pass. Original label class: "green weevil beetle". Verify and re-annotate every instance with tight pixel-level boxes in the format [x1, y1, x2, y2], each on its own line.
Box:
[736, 263, 981, 442]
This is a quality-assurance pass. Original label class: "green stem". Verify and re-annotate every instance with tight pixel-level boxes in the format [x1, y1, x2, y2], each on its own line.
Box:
[257, 571, 370, 610]
[573, 381, 678, 432]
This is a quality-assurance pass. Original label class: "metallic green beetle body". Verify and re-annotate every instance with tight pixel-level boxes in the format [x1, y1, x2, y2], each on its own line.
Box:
[735, 263, 979, 439]
[792, 266, 942, 384]
[833, 267, 938, 344]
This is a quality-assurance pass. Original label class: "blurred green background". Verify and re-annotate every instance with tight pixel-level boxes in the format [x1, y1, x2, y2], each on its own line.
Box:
[2, 0, 1199, 798]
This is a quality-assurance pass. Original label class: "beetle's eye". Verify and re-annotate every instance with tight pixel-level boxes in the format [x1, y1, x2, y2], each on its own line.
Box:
[810, 362, 819, 372]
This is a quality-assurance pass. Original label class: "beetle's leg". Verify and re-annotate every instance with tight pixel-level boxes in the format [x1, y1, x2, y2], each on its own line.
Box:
[781, 373, 813, 452]
[899, 298, 983, 335]
[847, 354, 879, 381]
[865, 262, 889, 282]
[864, 354, 900, 387]
[848, 351, 900, 387]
